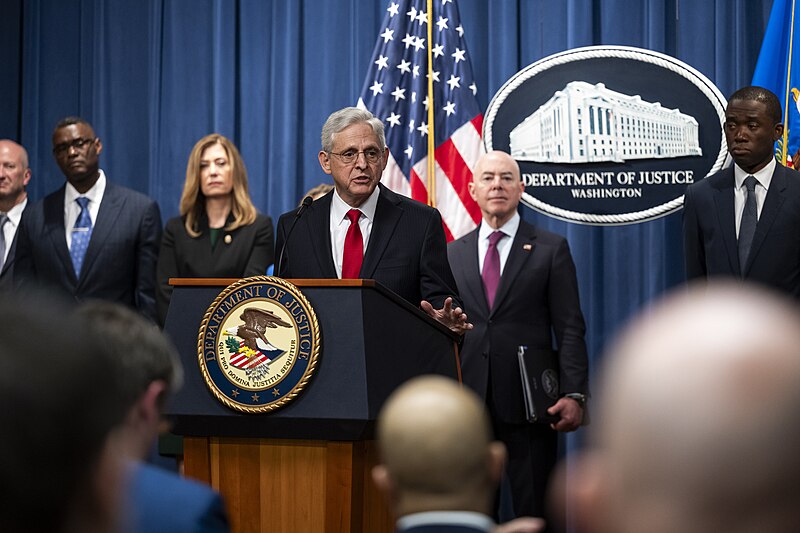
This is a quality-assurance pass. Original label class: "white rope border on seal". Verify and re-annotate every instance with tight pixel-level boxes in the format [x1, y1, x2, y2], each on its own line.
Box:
[483, 46, 729, 225]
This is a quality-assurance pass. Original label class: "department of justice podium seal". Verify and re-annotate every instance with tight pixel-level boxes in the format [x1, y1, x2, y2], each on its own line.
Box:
[197, 276, 321, 414]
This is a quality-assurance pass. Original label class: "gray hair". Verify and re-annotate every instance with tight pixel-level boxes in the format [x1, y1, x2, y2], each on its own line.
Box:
[320, 107, 386, 153]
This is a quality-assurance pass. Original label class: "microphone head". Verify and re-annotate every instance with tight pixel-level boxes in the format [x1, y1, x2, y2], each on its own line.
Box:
[301, 195, 314, 207]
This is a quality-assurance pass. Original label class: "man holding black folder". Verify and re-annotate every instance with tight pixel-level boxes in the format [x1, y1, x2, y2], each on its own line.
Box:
[448, 150, 589, 520]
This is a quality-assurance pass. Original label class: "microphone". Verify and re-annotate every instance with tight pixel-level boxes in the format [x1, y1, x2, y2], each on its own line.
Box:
[275, 195, 313, 277]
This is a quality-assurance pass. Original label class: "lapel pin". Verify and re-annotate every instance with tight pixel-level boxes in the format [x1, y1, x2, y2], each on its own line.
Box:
[523, 243, 532, 251]
[224, 234, 232, 244]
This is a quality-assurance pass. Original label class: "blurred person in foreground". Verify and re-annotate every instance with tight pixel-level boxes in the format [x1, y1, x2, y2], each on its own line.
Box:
[564, 283, 800, 533]
[0, 294, 127, 533]
[78, 300, 230, 533]
[156, 133, 274, 325]
[374, 375, 544, 533]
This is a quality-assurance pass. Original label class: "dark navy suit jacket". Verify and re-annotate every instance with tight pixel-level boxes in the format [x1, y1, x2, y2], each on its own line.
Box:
[275, 185, 460, 309]
[126, 462, 229, 533]
[0, 202, 27, 292]
[448, 219, 588, 423]
[14, 182, 162, 321]
[683, 164, 800, 298]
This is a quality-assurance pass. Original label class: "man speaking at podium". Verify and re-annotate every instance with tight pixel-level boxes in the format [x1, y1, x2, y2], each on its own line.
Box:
[275, 107, 470, 335]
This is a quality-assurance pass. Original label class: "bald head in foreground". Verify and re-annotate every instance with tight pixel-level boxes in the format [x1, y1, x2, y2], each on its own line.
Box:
[374, 376, 544, 533]
[570, 283, 800, 533]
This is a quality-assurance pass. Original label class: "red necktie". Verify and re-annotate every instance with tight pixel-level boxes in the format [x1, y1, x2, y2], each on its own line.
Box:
[482, 231, 504, 309]
[342, 209, 363, 279]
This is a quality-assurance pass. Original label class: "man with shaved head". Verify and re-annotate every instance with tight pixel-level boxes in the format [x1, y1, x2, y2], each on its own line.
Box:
[374, 375, 543, 533]
[568, 283, 800, 533]
[0, 139, 31, 290]
[448, 150, 589, 521]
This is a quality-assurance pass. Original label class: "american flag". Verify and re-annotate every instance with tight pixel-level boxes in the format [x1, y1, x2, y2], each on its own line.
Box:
[358, 0, 483, 240]
[230, 340, 270, 370]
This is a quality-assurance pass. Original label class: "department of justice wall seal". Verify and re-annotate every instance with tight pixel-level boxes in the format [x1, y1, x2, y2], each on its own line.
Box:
[484, 46, 728, 225]
[197, 276, 321, 414]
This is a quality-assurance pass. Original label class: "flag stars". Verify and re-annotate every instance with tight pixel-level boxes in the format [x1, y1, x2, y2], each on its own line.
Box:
[432, 44, 445, 58]
[443, 101, 456, 116]
[381, 28, 394, 43]
[415, 10, 427, 25]
[452, 48, 466, 63]
[405, 145, 414, 159]
[391, 86, 407, 101]
[408, 119, 416, 132]
[406, 6, 417, 21]
[397, 59, 411, 74]
[417, 121, 428, 137]
[446, 74, 461, 90]
[469, 82, 477, 95]
[423, 95, 430, 110]
[386, 112, 402, 127]
[413, 36, 426, 51]
[412, 64, 420, 77]
[456, 24, 464, 37]
[442, 0, 452, 4]
[411, 91, 417, 103]
[402, 33, 415, 48]
[388, 2, 399, 16]
[375, 55, 389, 70]
[436, 16, 448, 31]
[427, 70, 440, 82]
[369, 81, 384, 96]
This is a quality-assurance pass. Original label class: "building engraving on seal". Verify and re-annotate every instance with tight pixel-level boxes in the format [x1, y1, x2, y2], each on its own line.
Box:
[510, 81, 702, 164]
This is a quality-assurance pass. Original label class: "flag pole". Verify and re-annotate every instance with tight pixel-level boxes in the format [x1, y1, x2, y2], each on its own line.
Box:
[426, 0, 436, 207]
[782, 0, 796, 164]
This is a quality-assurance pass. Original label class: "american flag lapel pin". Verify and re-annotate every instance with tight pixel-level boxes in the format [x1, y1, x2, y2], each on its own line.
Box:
[523, 243, 533, 252]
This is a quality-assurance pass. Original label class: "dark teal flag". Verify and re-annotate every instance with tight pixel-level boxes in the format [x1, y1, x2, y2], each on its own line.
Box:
[752, 0, 800, 166]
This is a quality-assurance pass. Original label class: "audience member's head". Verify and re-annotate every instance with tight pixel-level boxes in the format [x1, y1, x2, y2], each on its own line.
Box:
[77, 300, 184, 460]
[181, 133, 257, 237]
[569, 283, 800, 533]
[51, 116, 103, 193]
[0, 139, 31, 212]
[0, 294, 127, 533]
[373, 375, 506, 518]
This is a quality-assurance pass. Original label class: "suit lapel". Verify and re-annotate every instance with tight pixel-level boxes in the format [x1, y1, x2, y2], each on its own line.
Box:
[360, 186, 401, 278]
[455, 229, 488, 314]
[43, 187, 77, 284]
[712, 170, 740, 275]
[304, 194, 337, 278]
[78, 184, 125, 283]
[745, 165, 787, 274]
[491, 220, 535, 316]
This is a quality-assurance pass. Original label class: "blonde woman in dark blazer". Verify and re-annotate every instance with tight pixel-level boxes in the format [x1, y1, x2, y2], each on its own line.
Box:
[156, 134, 273, 325]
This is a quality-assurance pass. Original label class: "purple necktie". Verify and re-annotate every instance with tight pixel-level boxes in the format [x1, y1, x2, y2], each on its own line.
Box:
[482, 231, 505, 309]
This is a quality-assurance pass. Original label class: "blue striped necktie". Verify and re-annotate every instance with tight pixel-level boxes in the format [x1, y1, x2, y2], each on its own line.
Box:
[738, 175, 758, 273]
[70, 197, 93, 276]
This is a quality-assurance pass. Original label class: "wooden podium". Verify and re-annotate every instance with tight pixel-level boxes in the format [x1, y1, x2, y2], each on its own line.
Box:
[163, 278, 461, 533]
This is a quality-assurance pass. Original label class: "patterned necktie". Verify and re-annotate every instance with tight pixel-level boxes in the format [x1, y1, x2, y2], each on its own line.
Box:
[70, 197, 93, 277]
[738, 175, 758, 273]
[341, 209, 363, 279]
[0, 213, 8, 272]
[482, 231, 505, 309]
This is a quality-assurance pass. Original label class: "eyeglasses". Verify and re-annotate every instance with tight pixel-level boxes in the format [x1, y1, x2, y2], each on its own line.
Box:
[329, 149, 383, 165]
[53, 138, 96, 156]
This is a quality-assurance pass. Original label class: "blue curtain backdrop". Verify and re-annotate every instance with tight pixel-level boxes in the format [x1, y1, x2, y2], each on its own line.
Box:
[1, 0, 772, 380]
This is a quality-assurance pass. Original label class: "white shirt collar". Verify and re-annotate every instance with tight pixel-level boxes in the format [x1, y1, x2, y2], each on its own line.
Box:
[64, 169, 107, 205]
[734, 158, 775, 191]
[478, 211, 520, 241]
[330, 184, 380, 224]
[397, 511, 494, 532]
[5, 197, 27, 228]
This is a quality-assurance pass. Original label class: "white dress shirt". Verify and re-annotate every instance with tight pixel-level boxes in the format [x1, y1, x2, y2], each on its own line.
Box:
[1, 197, 28, 265]
[64, 170, 106, 251]
[733, 158, 774, 238]
[329, 186, 380, 278]
[477, 212, 520, 275]
[397, 511, 494, 532]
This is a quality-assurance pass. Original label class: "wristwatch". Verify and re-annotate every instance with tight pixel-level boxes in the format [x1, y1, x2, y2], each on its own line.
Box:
[563, 392, 587, 408]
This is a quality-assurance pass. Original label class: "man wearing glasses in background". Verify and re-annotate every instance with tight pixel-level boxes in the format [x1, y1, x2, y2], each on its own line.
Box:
[15, 117, 162, 322]
[275, 107, 470, 334]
